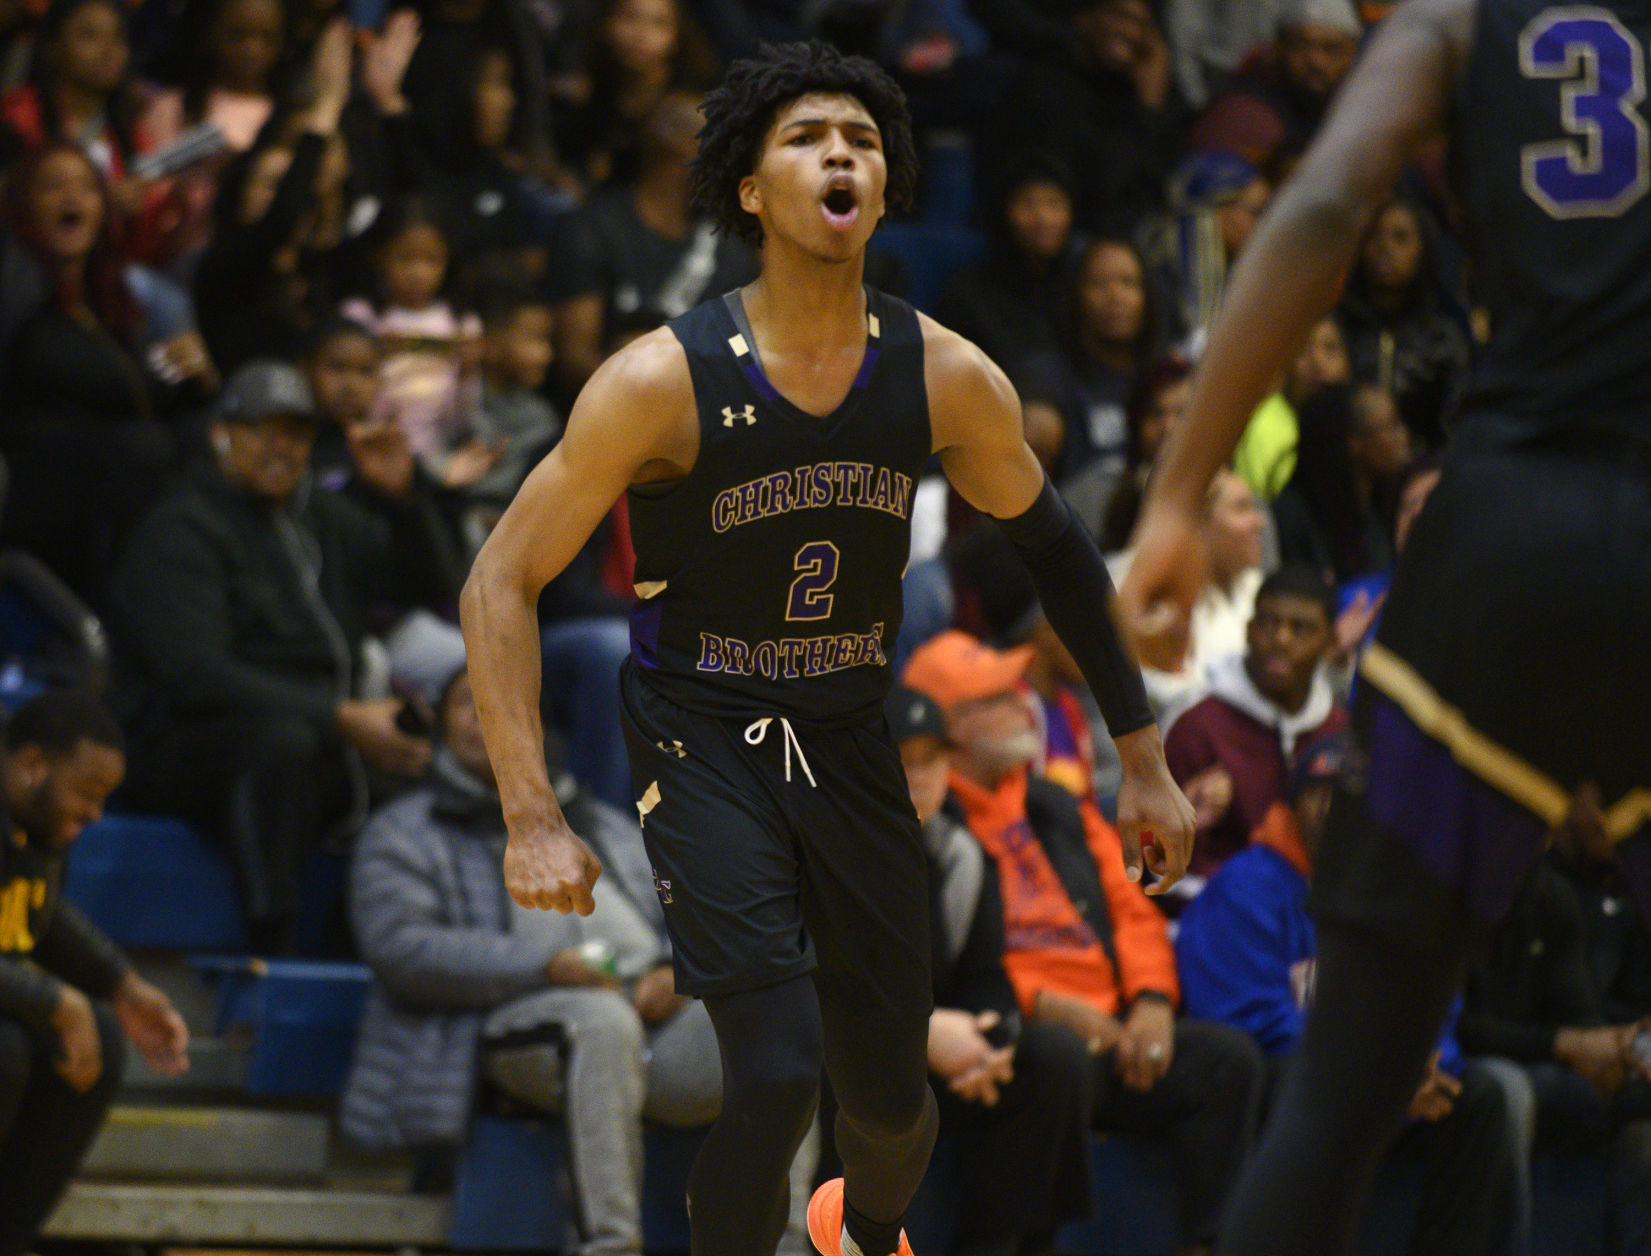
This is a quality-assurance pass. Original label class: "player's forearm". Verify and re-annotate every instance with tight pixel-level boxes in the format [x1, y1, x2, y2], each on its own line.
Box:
[459, 560, 563, 829]
[998, 480, 1153, 736]
[1156, 192, 1367, 516]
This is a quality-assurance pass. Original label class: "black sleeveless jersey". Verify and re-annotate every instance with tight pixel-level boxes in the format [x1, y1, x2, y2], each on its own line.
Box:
[626, 287, 932, 724]
[1455, 0, 1651, 436]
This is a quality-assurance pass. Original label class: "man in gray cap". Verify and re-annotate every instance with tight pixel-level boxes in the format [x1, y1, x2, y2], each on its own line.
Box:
[110, 360, 463, 953]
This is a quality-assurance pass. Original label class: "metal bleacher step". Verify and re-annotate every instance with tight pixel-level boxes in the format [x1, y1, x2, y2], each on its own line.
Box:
[81, 1103, 332, 1181]
[41, 1182, 451, 1246]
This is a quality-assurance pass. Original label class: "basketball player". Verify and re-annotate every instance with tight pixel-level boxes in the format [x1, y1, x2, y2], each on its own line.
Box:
[460, 40, 1196, 1256]
[1119, 0, 1651, 1252]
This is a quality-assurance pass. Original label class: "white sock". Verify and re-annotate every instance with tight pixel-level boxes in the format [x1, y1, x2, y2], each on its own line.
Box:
[840, 1228, 865, 1256]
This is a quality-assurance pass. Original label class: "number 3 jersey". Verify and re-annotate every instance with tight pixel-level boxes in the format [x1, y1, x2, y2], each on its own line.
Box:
[1458, 0, 1651, 437]
[625, 287, 932, 724]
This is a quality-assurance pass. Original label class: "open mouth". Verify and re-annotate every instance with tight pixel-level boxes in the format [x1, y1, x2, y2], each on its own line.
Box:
[822, 183, 859, 229]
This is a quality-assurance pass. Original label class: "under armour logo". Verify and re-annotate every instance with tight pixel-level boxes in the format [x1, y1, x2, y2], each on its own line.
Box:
[722, 404, 756, 427]
[653, 868, 674, 904]
[657, 739, 687, 758]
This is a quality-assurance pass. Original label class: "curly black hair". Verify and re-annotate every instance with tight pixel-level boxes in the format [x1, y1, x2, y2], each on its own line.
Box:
[689, 41, 918, 246]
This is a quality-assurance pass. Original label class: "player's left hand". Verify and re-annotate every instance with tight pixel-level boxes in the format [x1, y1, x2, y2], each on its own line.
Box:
[112, 970, 190, 1076]
[1114, 724, 1195, 895]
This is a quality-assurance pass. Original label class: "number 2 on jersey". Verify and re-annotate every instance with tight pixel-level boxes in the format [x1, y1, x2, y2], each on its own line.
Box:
[787, 541, 840, 621]
[1521, 9, 1650, 218]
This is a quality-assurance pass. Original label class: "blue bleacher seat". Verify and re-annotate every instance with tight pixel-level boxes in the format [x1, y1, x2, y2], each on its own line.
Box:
[195, 957, 372, 1097]
[869, 224, 985, 315]
[65, 814, 247, 952]
[448, 1115, 706, 1252]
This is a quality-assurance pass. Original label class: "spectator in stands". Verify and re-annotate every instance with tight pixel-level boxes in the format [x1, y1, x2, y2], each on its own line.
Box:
[1165, 0, 1297, 108]
[1185, 0, 1360, 169]
[399, 0, 559, 189]
[554, 0, 710, 188]
[0, 143, 214, 610]
[1176, 730, 1525, 1256]
[1110, 468, 1266, 724]
[192, 20, 356, 372]
[1163, 565, 1346, 879]
[548, 88, 754, 400]
[904, 631, 1265, 1255]
[306, 314, 385, 486]
[1271, 380, 1409, 586]
[1098, 354, 1192, 552]
[111, 360, 459, 953]
[1336, 196, 1471, 451]
[1231, 314, 1351, 503]
[141, 0, 287, 156]
[1139, 149, 1270, 343]
[886, 684, 1095, 1256]
[0, 690, 189, 1256]
[453, 277, 560, 556]
[934, 152, 1081, 378]
[324, 367, 471, 703]
[985, 0, 1185, 237]
[343, 664, 815, 1256]
[1017, 237, 1165, 525]
[1553, 784, 1651, 1052]
[341, 196, 485, 480]
[1460, 835, 1651, 1256]
[0, 0, 148, 207]
[405, 35, 560, 268]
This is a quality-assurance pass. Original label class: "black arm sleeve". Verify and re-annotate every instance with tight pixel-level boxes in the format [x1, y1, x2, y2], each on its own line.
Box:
[996, 478, 1154, 737]
[0, 955, 63, 1027]
[33, 900, 130, 1001]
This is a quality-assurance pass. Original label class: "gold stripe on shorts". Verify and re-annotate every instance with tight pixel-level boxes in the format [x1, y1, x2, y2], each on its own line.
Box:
[1359, 642, 1651, 844]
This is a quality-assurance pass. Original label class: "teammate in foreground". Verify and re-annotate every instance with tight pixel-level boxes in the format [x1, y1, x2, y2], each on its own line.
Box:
[462, 39, 1194, 1256]
[1119, 0, 1651, 1251]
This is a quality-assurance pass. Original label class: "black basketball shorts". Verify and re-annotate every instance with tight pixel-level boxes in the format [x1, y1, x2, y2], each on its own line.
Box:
[617, 658, 934, 1010]
[1312, 423, 1651, 944]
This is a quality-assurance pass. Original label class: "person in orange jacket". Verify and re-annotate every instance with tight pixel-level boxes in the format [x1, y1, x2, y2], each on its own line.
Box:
[904, 630, 1265, 1256]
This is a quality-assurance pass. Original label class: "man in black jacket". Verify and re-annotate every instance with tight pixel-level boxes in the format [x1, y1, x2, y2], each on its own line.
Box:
[888, 685, 1094, 1256]
[111, 361, 464, 953]
[0, 690, 189, 1256]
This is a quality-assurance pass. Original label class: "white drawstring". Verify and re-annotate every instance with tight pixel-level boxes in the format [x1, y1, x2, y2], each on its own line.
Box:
[744, 717, 817, 787]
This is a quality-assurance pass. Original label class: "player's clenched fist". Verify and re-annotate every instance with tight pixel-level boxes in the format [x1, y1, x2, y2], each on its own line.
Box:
[504, 824, 603, 914]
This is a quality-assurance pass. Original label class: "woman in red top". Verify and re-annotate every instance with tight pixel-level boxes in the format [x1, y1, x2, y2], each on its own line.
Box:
[0, 0, 182, 261]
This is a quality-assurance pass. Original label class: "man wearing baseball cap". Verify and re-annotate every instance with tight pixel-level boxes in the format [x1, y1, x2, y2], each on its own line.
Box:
[903, 631, 1264, 1253]
[883, 684, 1095, 1256]
[111, 360, 461, 952]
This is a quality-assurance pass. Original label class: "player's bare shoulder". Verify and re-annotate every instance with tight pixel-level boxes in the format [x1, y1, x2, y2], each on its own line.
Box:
[567, 324, 700, 480]
[915, 310, 1020, 453]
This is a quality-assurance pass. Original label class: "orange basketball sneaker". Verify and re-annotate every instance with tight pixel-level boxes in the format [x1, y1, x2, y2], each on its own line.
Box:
[806, 1178, 916, 1256]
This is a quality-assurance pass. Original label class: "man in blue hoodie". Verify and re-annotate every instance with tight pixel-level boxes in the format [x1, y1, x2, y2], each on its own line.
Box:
[1176, 732, 1524, 1256]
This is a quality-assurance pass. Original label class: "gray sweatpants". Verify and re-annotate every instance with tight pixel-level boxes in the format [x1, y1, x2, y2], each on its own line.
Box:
[482, 987, 818, 1256]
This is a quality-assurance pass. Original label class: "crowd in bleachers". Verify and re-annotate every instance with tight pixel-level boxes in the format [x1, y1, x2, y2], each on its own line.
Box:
[0, 0, 1647, 1251]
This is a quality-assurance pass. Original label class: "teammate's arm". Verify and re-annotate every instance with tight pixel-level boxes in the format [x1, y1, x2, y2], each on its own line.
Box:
[926, 321, 1196, 892]
[1118, 0, 1473, 666]
[461, 330, 696, 914]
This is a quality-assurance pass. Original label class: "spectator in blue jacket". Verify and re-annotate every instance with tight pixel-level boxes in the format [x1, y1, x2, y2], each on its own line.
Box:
[1176, 731, 1526, 1256]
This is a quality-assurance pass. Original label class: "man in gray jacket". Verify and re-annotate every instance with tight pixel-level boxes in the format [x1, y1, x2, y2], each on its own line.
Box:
[342, 665, 815, 1256]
